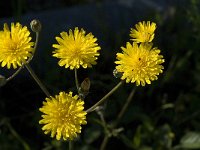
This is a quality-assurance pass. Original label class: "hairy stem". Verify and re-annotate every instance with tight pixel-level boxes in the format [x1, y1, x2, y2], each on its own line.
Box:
[113, 87, 136, 128]
[6, 66, 24, 82]
[69, 141, 73, 150]
[25, 64, 50, 97]
[100, 87, 136, 150]
[74, 68, 79, 91]
[100, 136, 109, 150]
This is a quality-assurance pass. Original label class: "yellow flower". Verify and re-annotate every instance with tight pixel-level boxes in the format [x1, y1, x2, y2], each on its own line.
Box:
[52, 27, 101, 69]
[0, 23, 34, 69]
[39, 92, 87, 140]
[115, 42, 164, 86]
[130, 21, 156, 43]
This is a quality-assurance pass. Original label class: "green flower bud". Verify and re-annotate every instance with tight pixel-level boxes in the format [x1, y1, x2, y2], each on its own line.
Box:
[30, 19, 42, 32]
[78, 78, 90, 99]
[113, 69, 122, 78]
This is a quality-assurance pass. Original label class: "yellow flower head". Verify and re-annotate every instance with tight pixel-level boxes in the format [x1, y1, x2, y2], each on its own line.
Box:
[0, 23, 34, 69]
[52, 27, 101, 70]
[115, 42, 164, 86]
[39, 92, 87, 140]
[130, 21, 156, 43]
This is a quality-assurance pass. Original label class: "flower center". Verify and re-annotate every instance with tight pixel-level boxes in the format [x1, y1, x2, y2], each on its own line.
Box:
[71, 44, 83, 59]
[6, 34, 20, 52]
[9, 42, 19, 51]
[132, 56, 147, 72]
[142, 32, 151, 41]
[56, 106, 72, 124]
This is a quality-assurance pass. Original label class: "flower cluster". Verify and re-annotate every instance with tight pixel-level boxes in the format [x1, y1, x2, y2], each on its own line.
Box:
[0, 20, 165, 141]
[115, 21, 164, 86]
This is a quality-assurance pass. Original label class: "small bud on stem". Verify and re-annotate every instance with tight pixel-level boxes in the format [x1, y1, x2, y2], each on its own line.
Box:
[113, 69, 122, 78]
[30, 19, 42, 32]
[78, 78, 90, 99]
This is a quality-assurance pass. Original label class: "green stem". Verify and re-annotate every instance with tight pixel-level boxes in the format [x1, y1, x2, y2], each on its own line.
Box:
[86, 81, 124, 113]
[113, 87, 136, 128]
[27, 31, 39, 63]
[100, 136, 109, 150]
[25, 64, 50, 97]
[33, 32, 40, 55]
[74, 68, 79, 91]
[69, 141, 73, 150]
[6, 66, 24, 82]
[100, 87, 136, 150]
[34, 32, 39, 50]
[99, 112, 110, 150]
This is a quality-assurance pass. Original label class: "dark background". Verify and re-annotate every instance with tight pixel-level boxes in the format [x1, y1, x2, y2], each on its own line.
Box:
[0, 0, 200, 150]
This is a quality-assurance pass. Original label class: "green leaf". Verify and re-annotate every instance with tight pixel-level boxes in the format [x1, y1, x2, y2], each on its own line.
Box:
[133, 125, 142, 148]
[180, 132, 200, 149]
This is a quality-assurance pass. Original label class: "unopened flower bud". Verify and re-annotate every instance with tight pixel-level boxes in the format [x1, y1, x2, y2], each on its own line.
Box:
[113, 69, 122, 78]
[78, 78, 90, 99]
[0, 75, 6, 87]
[30, 19, 42, 32]
[81, 78, 90, 92]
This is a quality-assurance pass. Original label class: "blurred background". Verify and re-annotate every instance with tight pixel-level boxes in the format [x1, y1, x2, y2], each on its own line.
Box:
[0, 0, 200, 149]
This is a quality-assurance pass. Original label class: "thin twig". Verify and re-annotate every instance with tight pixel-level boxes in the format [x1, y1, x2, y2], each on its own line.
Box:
[113, 87, 136, 128]
[25, 64, 50, 97]
[69, 141, 73, 150]
[6, 66, 24, 82]
[74, 68, 79, 91]
[100, 136, 109, 150]
[100, 87, 136, 150]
